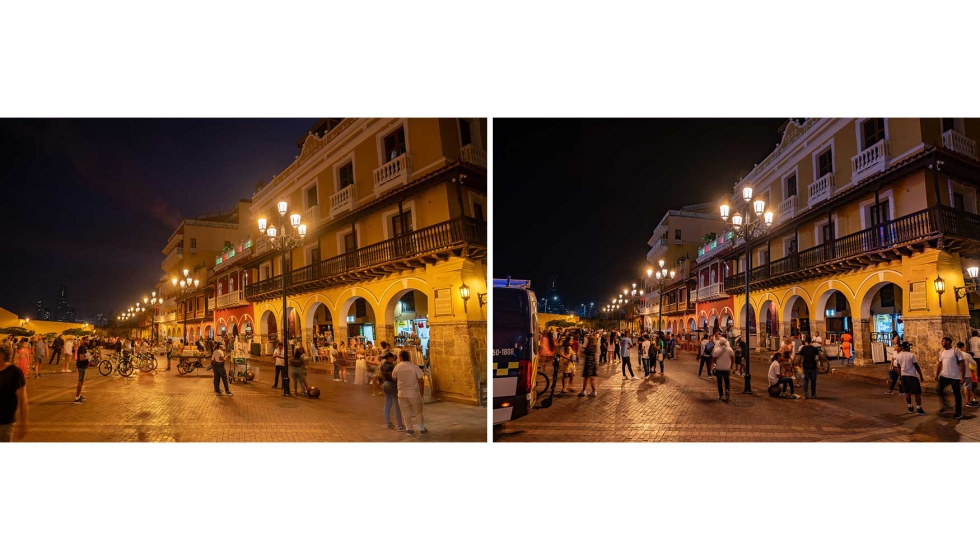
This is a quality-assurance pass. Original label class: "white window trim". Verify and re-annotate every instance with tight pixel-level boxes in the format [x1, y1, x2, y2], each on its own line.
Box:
[381, 200, 418, 240]
[781, 166, 799, 201]
[304, 180, 319, 209]
[939, 118, 966, 135]
[332, 153, 356, 194]
[948, 179, 979, 214]
[811, 138, 836, 180]
[457, 118, 484, 150]
[467, 191, 487, 220]
[858, 189, 895, 230]
[814, 212, 840, 244]
[304, 241, 319, 267]
[854, 118, 890, 151]
[335, 223, 363, 255]
[375, 118, 411, 167]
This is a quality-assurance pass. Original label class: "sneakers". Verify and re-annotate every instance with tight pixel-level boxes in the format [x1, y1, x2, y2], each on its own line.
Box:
[271, 385, 278, 389]
[396, 426, 406, 431]
[630, 376, 637, 381]
[72, 396, 84, 404]
[908, 406, 915, 414]
[406, 429, 415, 435]
[588, 391, 597, 397]
[385, 423, 394, 429]
[954, 414, 964, 419]
[578, 391, 586, 397]
[419, 428, 428, 435]
[885, 390, 893, 395]
[967, 402, 980, 408]
[215, 391, 223, 396]
[225, 391, 233, 395]
[622, 376, 628, 380]
[916, 408, 926, 415]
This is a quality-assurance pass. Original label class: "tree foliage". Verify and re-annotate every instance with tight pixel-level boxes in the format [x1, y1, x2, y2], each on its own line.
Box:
[545, 319, 577, 329]
[0, 326, 35, 337]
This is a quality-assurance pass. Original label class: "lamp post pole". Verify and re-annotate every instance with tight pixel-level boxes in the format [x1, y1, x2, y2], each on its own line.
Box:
[258, 202, 307, 355]
[172, 269, 200, 345]
[721, 186, 773, 395]
[648, 261, 675, 336]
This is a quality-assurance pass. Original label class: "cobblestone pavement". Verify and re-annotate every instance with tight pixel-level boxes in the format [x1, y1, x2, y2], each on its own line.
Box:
[19, 357, 486, 442]
[495, 352, 980, 442]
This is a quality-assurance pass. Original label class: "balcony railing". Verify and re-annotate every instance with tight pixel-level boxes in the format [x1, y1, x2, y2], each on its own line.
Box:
[460, 144, 487, 168]
[213, 245, 253, 274]
[851, 139, 890, 180]
[207, 297, 215, 309]
[245, 217, 486, 300]
[777, 194, 798, 223]
[942, 129, 978, 161]
[214, 290, 245, 310]
[639, 304, 659, 315]
[329, 184, 355, 218]
[161, 246, 183, 271]
[807, 172, 835, 205]
[304, 205, 321, 227]
[256, 236, 271, 255]
[696, 283, 722, 300]
[722, 205, 978, 293]
[373, 153, 410, 195]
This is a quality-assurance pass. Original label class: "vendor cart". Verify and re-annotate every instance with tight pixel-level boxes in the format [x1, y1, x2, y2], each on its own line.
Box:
[176, 351, 210, 375]
[229, 356, 250, 384]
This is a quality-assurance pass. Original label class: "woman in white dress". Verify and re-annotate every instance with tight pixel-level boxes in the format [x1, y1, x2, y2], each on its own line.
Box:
[62, 337, 74, 373]
[353, 347, 369, 385]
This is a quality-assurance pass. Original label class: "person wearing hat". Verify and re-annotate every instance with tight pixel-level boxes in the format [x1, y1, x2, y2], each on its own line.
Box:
[380, 351, 404, 430]
[893, 341, 925, 414]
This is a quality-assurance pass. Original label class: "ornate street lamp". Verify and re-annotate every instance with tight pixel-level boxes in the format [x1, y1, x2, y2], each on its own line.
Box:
[649, 258, 675, 337]
[721, 185, 773, 394]
[953, 265, 979, 303]
[173, 269, 200, 344]
[258, 200, 307, 352]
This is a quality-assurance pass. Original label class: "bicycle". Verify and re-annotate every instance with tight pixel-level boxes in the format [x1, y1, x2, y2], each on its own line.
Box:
[133, 352, 158, 373]
[99, 352, 134, 377]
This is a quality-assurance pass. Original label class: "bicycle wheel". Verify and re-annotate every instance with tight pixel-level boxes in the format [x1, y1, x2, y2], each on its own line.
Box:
[535, 369, 550, 397]
[148, 357, 158, 371]
[99, 360, 112, 376]
[177, 362, 191, 375]
[119, 361, 134, 377]
[138, 357, 153, 373]
[817, 357, 830, 374]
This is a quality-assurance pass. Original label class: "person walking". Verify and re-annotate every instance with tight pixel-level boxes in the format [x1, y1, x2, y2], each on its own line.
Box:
[892, 342, 926, 414]
[380, 351, 404, 429]
[61, 337, 74, 373]
[640, 335, 651, 377]
[710, 334, 734, 401]
[797, 336, 822, 399]
[290, 347, 310, 397]
[698, 334, 713, 378]
[73, 336, 91, 404]
[969, 330, 980, 361]
[212, 342, 232, 396]
[32, 336, 47, 378]
[578, 335, 599, 397]
[957, 342, 979, 408]
[0, 346, 28, 442]
[841, 330, 854, 366]
[49, 335, 64, 366]
[936, 335, 967, 419]
[394, 350, 426, 436]
[331, 342, 340, 382]
[620, 332, 635, 380]
[599, 332, 608, 364]
[557, 337, 575, 393]
[14, 339, 30, 380]
[272, 341, 287, 392]
[654, 333, 666, 374]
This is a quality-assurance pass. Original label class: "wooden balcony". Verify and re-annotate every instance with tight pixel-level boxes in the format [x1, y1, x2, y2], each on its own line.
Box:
[723, 205, 980, 294]
[245, 217, 487, 301]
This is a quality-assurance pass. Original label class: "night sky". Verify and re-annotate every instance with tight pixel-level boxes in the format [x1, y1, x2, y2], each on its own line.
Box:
[494, 118, 789, 308]
[0, 118, 317, 321]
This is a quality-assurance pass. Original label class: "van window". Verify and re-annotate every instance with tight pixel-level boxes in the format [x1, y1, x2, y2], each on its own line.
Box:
[494, 288, 529, 332]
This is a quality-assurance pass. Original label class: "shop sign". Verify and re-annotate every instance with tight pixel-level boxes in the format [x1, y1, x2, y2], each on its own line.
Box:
[908, 281, 928, 311]
[434, 288, 453, 316]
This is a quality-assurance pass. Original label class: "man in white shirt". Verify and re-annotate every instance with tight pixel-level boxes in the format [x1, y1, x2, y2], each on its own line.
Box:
[957, 341, 979, 408]
[710, 335, 735, 401]
[330, 343, 340, 381]
[272, 342, 287, 394]
[640, 336, 652, 377]
[892, 342, 925, 415]
[936, 336, 967, 419]
[394, 350, 427, 435]
[969, 330, 980, 360]
[812, 331, 823, 346]
[212, 342, 231, 396]
[620, 334, 635, 380]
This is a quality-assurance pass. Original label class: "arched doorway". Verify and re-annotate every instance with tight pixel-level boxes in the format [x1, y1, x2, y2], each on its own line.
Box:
[341, 296, 379, 345]
[818, 289, 852, 343]
[197, 327, 201, 341]
[306, 302, 335, 346]
[385, 289, 430, 353]
[206, 325, 213, 339]
[721, 309, 733, 333]
[861, 282, 904, 363]
[783, 295, 811, 338]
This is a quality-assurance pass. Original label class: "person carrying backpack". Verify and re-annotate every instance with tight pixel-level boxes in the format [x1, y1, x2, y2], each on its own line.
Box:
[645, 336, 657, 379]
[698, 334, 714, 378]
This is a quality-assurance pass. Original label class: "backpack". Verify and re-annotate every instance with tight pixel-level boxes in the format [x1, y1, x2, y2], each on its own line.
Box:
[648, 341, 657, 359]
[703, 340, 714, 357]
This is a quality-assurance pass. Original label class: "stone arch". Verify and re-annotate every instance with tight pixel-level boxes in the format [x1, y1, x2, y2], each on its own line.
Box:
[782, 292, 812, 337]
[858, 278, 905, 345]
[336, 290, 381, 345]
[736, 301, 757, 333]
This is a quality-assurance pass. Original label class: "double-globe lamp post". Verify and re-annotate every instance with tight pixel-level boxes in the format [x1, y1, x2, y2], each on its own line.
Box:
[173, 269, 200, 345]
[720, 185, 773, 394]
[647, 260, 675, 336]
[258, 201, 307, 354]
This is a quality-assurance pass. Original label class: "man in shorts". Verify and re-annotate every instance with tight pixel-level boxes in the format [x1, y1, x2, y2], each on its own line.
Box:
[957, 342, 979, 408]
[893, 342, 925, 415]
[73, 336, 91, 404]
[936, 336, 967, 419]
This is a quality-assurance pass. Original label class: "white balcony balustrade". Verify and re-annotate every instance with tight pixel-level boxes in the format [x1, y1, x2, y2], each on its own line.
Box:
[851, 139, 890, 181]
[807, 172, 835, 205]
[303, 205, 320, 227]
[777, 194, 798, 222]
[329, 184, 355, 217]
[942, 129, 978, 161]
[373, 153, 410, 195]
[460, 144, 487, 168]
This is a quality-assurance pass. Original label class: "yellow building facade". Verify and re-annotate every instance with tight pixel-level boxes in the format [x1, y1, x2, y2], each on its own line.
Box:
[719, 118, 980, 367]
[244, 118, 487, 405]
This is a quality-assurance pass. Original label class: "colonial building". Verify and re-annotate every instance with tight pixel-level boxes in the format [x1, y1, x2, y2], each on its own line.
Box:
[242, 118, 488, 405]
[718, 118, 980, 366]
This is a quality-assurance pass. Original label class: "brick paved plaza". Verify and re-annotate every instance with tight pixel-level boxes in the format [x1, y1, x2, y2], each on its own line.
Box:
[496, 351, 980, 442]
[20, 356, 486, 442]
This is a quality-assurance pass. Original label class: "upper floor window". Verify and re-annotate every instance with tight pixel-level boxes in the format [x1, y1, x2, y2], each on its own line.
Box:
[338, 161, 354, 190]
[459, 118, 473, 147]
[785, 174, 797, 198]
[343, 232, 356, 253]
[674, 228, 682, 240]
[391, 210, 414, 237]
[862, 118, 886, 150]
[473, 202, 485, 221]
[190, 238, 197, 249]
[869, 200, 890, 226]
[384, 128, 406, 163]
[306, 185, 318, 208]
[818, 148, 834, 177]
[942, 118, 956, 132]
